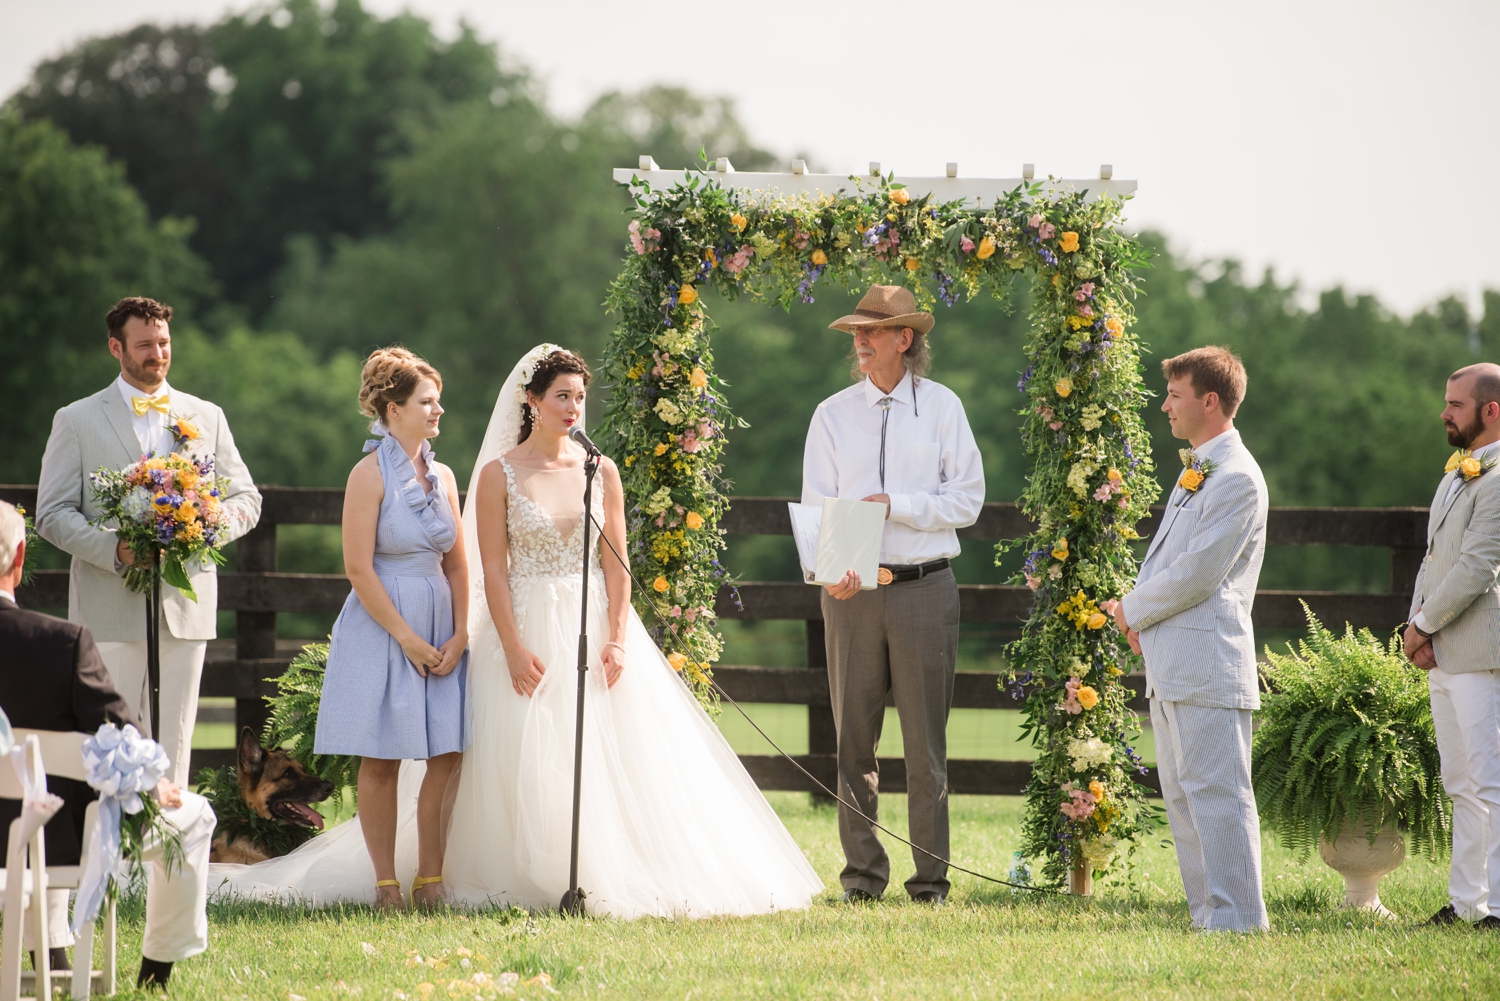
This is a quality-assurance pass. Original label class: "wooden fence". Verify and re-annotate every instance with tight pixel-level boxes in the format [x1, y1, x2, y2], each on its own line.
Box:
[2, 485, 1426, 796]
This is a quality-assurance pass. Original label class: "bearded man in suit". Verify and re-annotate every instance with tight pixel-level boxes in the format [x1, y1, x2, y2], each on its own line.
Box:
[35, 296, 261, 786]
[1102, 345, 1269, 932]
[1404, 362, 1500, 930]
[0, 501, 217, 990]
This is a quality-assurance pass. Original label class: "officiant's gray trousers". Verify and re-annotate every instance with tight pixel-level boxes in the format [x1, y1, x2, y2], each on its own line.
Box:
[822, 568, 958, 898]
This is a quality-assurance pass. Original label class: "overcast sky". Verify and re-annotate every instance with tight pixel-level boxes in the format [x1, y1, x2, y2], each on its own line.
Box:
[6, 0, 1497, 318]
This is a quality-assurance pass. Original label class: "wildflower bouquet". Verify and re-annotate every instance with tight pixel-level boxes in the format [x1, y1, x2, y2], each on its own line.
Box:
[89, 451, 229, 601]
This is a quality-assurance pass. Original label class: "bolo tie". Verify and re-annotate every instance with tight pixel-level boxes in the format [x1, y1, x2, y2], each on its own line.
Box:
[877, 379, 917, 493]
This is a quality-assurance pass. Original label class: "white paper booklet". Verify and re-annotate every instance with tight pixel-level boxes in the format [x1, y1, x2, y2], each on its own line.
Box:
[787, 499, 885, 590]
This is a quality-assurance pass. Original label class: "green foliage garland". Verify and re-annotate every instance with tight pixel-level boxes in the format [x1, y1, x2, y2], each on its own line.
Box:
[603, 169, 1155, 879]
[1252, 606, 1450, 860]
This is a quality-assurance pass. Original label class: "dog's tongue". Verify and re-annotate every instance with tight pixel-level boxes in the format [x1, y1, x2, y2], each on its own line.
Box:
[288, 802, 325, 830]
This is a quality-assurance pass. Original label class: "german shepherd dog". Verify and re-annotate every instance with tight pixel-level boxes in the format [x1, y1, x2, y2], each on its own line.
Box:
[209, 727, 336, 864]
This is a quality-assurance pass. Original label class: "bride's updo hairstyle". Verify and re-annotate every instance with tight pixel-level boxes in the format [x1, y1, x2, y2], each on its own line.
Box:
[518, 349, 591, 443]
[358, 345, 442, 428]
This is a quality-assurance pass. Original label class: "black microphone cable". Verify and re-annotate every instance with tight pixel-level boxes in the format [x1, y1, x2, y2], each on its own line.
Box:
[585, 512, 1058, 896]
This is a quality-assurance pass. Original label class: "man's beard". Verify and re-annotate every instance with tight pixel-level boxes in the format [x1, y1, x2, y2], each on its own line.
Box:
[1446, 409, 1485, 448]
[121, 352, 168, 388]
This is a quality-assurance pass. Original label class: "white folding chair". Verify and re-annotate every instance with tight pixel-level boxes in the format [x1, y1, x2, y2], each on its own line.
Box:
[0, 734, 53, 1001]
[11, 730, 114, 999]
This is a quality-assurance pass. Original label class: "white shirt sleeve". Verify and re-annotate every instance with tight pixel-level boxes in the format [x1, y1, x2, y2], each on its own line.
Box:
[887, 396, 985, 531]
[801, 404, 839, 506]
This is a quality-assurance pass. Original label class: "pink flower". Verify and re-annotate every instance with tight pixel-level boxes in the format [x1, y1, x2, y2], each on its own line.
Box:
[723, 245, 755, 275]
[1049, 421, 1063, 431]
[1118, 497, 1129, 509]
[1062, 677, 1083, 714]
[685, 606, 699, 622]
[1039, 222, 1057, 240]
[888, 229, 900, 247]
[1093, 482, 1115, 502]
[1078, 304, 1094, 318]
[960, 236, 976, 254]
[1080, 282, 1095, 296]
[697, 421, 713, 439]
[680, 432, 701, 453]
[1028, 213, 1045, 229]
[1026, 575, 1042, 591]
[1059, 783, 1098, 821]
[651, 363, 663, 378]
[794, 231, 810, 249]
[669, 605, 682, 618]
[1039, 406, 1054, 420]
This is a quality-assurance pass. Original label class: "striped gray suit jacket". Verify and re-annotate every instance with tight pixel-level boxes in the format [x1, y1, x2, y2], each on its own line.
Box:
[35, 384, 261, 641]
[1410, 455, 1500, 674]
[1120, 429, 1268, 710]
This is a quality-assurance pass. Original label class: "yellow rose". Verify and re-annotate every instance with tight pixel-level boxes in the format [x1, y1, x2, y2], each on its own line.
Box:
[1051, 536, 1069, 560]
[176, 469, 199, 491]
[810, 249, 828, 266]
[731, 213, 748, 232]
[652, 576, 670, 593]
[1460, 456, 1484, 480]
[976, 236, 996, 260]
[890, 188, 911, 205]
[1086, 612, 1107, 631]
[1077, 686, 1099, 709]
[1055, 377, 1073, 398]
[904, 257, 920, 271]
[1059, 231, 1080, 253]
[677, 284, 697, 305]
[1179, 468, 1205, 492]
[690, 367, 708, 389]
[173, 500, 198, 523]
[654, 443, 668, 456]
[667, 652, 687, 672]
[1107, 468, 1123, 483]
[1104, 316, 1124, 336]
[1088, 780, 1106, 800]
[684, 511, 705, 530]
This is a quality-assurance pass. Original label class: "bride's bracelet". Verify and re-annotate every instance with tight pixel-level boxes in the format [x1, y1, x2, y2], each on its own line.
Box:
[602, 641, 626, 658]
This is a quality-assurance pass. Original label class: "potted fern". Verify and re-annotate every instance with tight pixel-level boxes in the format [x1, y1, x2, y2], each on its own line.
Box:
[1252, 606, 1449, 918]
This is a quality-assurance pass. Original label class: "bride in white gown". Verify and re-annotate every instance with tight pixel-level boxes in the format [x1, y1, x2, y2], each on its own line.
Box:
[211, 345, 822, 917]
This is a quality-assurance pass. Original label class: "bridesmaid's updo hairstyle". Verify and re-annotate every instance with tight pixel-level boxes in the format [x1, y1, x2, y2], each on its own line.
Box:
[518, 349, 591, 443]
[359, 346, 442, 427]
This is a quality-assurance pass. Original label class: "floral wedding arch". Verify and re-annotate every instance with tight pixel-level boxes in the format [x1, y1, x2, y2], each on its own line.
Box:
[600, 158, 1156, 886]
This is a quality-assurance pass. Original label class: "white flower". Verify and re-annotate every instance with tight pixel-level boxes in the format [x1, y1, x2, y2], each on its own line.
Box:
[1067, 736, 1113, 772]
[655, 397, 684, 425]
[1080, 404, 1105, 432]
[121, 486, 155, 523]
[642, 485, 674, 516]
[655, 327, 694, 356]
[1066, 460, 1097, 498]
[1081, 835, 1117, 870]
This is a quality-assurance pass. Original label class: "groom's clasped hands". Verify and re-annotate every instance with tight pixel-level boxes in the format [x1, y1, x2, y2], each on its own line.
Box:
[1098, 599, 1141, 656]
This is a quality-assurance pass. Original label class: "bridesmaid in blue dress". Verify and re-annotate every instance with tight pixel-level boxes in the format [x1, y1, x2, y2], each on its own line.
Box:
[315, 347, 470, 910]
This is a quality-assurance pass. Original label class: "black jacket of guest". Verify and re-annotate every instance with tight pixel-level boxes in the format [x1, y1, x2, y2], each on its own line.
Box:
[0, 595, 137, 865]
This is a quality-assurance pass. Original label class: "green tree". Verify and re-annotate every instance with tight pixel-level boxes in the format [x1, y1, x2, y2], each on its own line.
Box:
[0, 113, 212, 484]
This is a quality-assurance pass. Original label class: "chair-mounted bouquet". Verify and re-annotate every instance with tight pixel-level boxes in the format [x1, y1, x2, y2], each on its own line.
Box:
[89, 448, 230, 737]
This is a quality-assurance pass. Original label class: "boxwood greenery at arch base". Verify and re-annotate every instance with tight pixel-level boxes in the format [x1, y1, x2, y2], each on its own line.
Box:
[600, 170, 1158, 886]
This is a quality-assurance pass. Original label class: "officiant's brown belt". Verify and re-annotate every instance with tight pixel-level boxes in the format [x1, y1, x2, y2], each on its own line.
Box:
[876, 559, 950, 585]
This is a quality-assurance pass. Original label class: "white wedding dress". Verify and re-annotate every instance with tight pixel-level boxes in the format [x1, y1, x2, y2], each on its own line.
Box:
[210, 345, 822, 917]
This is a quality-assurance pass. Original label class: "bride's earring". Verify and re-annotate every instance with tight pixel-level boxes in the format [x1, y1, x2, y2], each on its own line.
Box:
[529, 403, 541, 429]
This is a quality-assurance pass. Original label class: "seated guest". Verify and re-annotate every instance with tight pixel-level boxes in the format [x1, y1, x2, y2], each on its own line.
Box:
[0, 501, 216, 991]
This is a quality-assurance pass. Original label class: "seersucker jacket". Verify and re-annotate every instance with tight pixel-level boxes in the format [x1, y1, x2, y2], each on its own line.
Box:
[35, 383, 261, 641]
[1120, 429, 1268, 710]
[1409, 451, 1500, 674]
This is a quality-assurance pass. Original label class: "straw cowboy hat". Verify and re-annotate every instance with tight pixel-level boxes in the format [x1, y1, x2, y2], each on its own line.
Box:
[828, 285, 935, 335]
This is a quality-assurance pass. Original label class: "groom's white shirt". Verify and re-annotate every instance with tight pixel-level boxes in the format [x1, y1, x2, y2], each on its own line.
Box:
[113, 375, 177, 458]
[1120, 428, 1268, 709]
[35, 381, 261, 641]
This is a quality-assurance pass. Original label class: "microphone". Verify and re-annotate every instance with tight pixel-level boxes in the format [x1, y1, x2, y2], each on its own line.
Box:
[568, 425, 602, 457]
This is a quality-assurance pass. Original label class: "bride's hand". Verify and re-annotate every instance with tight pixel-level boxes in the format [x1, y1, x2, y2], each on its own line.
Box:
[430, 632, 468, 677]
[506, 645, 547, 696]
[400, 633, 443, 677]
[601, 642, 625, 688]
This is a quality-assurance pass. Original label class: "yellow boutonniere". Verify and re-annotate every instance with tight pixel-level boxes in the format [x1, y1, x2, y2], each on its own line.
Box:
[1448, 449, 1494, 482]
[1177, 447, 1217, 494]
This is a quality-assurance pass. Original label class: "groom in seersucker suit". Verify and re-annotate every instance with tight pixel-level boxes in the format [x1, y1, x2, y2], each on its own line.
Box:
[35, 297, 261, 787]
[1103, 345, 1269, 932]
[1402, 362, 1500, 930]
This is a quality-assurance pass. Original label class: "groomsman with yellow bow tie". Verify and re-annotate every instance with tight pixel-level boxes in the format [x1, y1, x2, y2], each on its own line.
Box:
[35, 297, 261, 786]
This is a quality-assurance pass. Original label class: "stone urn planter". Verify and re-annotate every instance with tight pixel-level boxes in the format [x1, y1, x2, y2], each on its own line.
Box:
[1317, 823, 1405, 918]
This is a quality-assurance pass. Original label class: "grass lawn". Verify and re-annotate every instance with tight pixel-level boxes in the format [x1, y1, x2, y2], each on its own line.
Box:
[84, 792, 1496, 1000]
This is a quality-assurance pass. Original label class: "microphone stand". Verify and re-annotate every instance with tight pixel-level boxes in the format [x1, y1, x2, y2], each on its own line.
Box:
[145, 542, 162, 742]
[559, 445, 599, 917]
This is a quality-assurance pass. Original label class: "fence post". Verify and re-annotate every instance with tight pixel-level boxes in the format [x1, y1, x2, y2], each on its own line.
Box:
[806, 618, 836, 805]
[235, 525, 277, 739]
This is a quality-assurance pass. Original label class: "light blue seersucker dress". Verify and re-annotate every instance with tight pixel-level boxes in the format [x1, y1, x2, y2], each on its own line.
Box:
[315, 432, 470, 760]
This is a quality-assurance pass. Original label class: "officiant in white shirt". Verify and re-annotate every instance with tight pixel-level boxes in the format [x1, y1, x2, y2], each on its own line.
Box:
[801, 285, 985, 905]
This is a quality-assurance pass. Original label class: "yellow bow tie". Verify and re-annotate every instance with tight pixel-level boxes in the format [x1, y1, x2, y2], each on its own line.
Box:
[130, 393, 170, 416]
